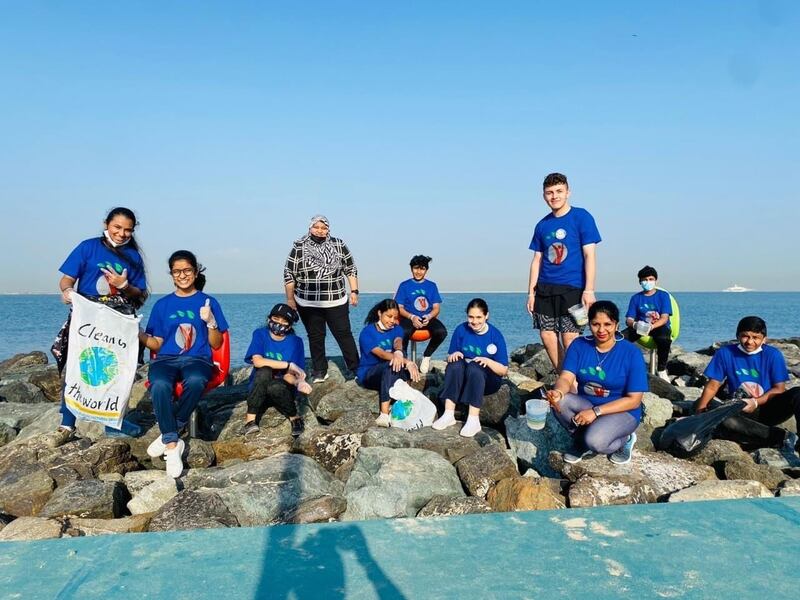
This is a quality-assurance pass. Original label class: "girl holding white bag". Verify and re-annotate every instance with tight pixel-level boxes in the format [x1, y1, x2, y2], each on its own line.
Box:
[54, 207, 148, 435]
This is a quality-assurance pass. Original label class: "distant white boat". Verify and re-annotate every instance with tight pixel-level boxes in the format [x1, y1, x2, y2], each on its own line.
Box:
[722, 284, 753, 292]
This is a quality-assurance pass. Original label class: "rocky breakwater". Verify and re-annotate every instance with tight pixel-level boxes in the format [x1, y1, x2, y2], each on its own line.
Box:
[1, 340, 799, 542]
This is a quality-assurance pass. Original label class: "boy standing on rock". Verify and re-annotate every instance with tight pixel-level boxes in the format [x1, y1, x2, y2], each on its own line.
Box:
[527, 173, 601, 371]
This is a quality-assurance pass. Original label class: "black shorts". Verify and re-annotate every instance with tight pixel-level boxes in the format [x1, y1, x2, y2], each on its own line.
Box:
[532, 283, 584, 333]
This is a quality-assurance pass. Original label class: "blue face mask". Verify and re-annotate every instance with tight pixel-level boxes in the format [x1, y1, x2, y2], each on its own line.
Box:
[640, 280, 656, 292]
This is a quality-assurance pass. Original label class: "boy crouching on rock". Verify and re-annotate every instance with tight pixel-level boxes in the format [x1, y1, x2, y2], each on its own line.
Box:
[242, 303, 311, 438]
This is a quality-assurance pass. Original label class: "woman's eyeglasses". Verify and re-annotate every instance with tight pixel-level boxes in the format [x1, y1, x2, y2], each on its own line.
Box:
[170, 268, 195, 277]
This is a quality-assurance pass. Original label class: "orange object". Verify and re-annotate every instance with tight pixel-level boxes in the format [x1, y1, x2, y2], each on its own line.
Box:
[410, 329, 431, 342]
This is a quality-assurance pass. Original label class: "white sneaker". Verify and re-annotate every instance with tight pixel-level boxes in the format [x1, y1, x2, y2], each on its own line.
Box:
[147, 436, 167, 458]
[419, 356, 431, 374]
[374, 413, 391, 428]
[459, 417, 482, 438]
[164, 439, 185, 478]
[658, 370, 670, 382]
[432, 411, 456, 431]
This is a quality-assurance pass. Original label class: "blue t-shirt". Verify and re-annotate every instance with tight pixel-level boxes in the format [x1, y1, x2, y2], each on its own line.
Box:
[146, 292, 229, 360]
[447, 323, 509, 366]
[562, 337, 648, 420]
[60, 237, 147, 297]
[704, 344, 789, 398]
[394, 278, 443, 318]
[357, 323, 404, 381]
[626, 289, 672, 331]
[244, 328, 306, 390]
[529, 207, 601, 288]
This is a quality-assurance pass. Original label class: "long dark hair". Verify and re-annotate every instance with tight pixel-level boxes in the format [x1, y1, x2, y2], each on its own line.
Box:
[465, 297, 489, 315]
[364, 298, 398, 324]
[168, 250, 207, 291]
[101, 207, 149, 306]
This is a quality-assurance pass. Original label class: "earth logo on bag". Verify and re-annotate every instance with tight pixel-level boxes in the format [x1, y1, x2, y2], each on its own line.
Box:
[78, 347, 119, 386]
[391, 400, 414, 420]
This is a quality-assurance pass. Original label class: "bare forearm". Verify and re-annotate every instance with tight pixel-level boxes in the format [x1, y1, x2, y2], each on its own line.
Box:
[695, 380, 722, 412]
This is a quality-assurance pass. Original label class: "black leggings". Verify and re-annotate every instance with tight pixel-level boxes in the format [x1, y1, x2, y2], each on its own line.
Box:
[399, 317, 447, 357]
[622, 325, 672, 371]
[246, 367, 297, 419]
[713, 387, 800, 448]
[297, 302, 360, 375]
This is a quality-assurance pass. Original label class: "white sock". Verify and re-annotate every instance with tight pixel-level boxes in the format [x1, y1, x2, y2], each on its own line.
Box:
[460, 415, 481, 437]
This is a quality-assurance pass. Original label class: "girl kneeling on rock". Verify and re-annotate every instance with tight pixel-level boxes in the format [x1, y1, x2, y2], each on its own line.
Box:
[242, 303, 310, 438]
[357, 299, 420, 427]
[432, 298, 509, 438]
[139, 250, 229, 478]
[546, 300, 647, 465]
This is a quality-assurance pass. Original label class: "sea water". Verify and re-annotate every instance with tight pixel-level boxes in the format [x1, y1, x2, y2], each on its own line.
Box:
[2, 292, 798, 364]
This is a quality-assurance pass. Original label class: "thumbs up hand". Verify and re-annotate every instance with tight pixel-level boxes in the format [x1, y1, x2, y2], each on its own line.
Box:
[200, 298, 218, 329]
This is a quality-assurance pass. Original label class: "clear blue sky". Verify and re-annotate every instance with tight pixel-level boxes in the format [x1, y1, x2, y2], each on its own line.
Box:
[1, 1, 798, 294]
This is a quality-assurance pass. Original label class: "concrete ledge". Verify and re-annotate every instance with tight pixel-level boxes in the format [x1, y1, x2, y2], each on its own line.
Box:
[2, 497, 800, 598]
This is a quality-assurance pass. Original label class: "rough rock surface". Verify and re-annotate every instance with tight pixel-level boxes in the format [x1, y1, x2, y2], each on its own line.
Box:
[551, 450, 717, 499]
[127, 477, 179, 515]
[505, 414, 573, 478]
[722, 459, 788, 491]
[148, 490, 240, 531]
[568, 474, 658, 507]
[486, 476, 565, 512]
[361, 425, 504, 464]
[417, 495, 493, 517]
[68, 514, 152, 536]
[343, 447, 464, 521]
[668, 480, 773, 502]
[0, 516, 63, 541]
[40, 479, 127, 519]
[455, 443, 519, 498]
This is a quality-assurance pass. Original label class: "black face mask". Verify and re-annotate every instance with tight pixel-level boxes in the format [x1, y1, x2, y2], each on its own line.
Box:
[309, 234, 327, 243]
[268, 320, 292, 336]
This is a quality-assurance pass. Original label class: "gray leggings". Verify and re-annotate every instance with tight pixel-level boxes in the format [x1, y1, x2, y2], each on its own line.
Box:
[553, 393, 639, 455]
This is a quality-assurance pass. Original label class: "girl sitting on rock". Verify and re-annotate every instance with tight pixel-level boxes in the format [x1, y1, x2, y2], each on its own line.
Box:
[357, 299, 420, 427]
[546, 300, 647, 465]
[139, 250, 229, 478]
[432, 298, 509, 438]
[242, 303, 311, 439]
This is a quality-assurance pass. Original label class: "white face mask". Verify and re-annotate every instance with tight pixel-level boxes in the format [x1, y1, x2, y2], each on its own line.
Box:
[737, 344, 763, 356]
[640, 280, 656, 292]
[104, 230, 131, 248]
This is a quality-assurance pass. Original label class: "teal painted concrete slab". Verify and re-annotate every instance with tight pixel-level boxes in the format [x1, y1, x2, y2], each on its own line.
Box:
[2, 497, 799, 599]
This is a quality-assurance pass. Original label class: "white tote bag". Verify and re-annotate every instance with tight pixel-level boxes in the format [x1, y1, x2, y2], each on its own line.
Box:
[63, 293, 142, 429]
[388, 379, 437, 431]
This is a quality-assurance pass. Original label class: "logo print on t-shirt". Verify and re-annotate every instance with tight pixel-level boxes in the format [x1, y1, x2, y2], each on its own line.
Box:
[486, 343, 497, 355]
[413, 296, 430, 312]
[555, 228, 567, 240]
[175, 324, 197, 353]
[583, 381, 610, 398]
[547, 243, 568, 265]
[737, 381, 764, 399]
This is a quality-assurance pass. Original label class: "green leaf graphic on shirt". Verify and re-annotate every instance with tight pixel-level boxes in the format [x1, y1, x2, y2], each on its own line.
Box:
[750, 368, 759, 377]
[177, 311, 185, 317]
[588, 367, 596, 376]
[186, 310, 195, 319]
[579, 368, 587, 375]
[597, 367, 606, 381]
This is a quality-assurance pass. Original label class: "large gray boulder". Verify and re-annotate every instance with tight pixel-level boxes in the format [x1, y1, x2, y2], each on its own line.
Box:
[342, 447, 464, 521]
[0, 380, 47, 404]
[183, 453, 345, 527]
[505, 413, 573, 478]
[688, 439, 752, 467]
[723, 459, 788, 491]
[0, 516, 62, 541]
[7, 406, 61, 443]
[668, 480, 772, 502]
[0, 402, 56, 431]
[361, 425, 504, 464]
[455, 444, 519, 498]
[0, 423, 16, 447]
[646, 374, 684, 402]
[0, 467, 56, 516]
[568, 474, 658, 507]
[313, 381, 380, 422]
[668, 352, 712, 378]
[148, 490, 240, 531]
[127, 476, 179, 515]
[550, 449, 717, 499]
[40, 479, 127, 519]
[641, 393, 674, 429]
[0, 352, 48, 377]
[417, 495, 492, 517]
[68, 514, 152, 536]
[295, 429, 362, 473]
[479, 385, 517, 429]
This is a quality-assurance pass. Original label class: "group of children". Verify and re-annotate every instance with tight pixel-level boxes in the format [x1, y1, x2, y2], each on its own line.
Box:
[55, 173, 800, 479]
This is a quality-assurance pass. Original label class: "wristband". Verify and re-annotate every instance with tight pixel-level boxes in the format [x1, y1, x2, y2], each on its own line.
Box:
[592, 405, 602, 417]
[351, 289, 359, 295]
[207, 322, 218, 330]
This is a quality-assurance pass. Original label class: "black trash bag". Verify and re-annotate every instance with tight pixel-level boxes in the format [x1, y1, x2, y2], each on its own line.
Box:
[656, 400, 747, 458]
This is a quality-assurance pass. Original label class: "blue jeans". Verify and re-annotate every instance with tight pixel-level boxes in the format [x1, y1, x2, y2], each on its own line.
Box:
[359, 362, 408, 403]
[149, 355, 212, 444]
[440, 359, 502, 409]
[553, 393, 639, 455]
